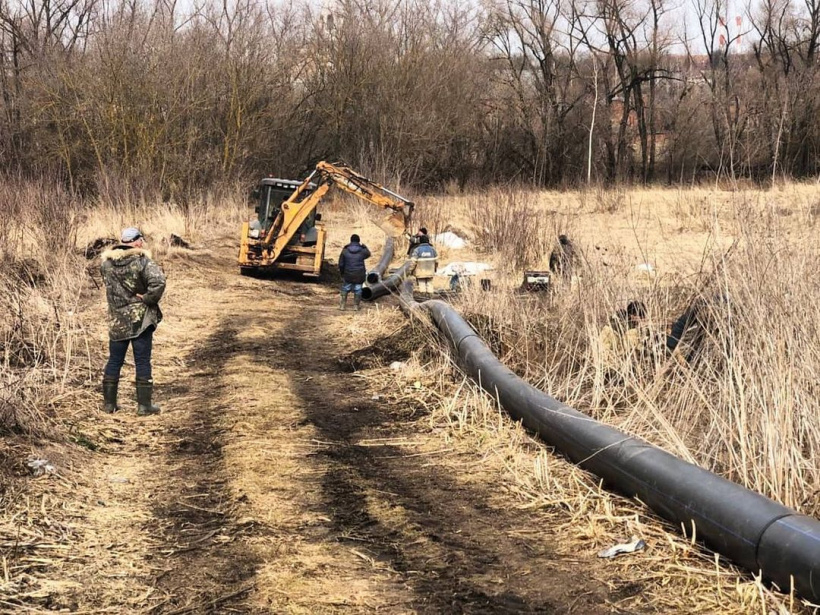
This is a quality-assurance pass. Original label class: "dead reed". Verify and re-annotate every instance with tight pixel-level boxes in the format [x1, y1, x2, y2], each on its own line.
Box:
[449, 184, 820, 512]
[374, 186, 820, 611]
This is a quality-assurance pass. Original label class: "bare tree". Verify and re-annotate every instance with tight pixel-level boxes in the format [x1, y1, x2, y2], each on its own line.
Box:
[483, 0, 587, 185]
[687, 0, 747, 182]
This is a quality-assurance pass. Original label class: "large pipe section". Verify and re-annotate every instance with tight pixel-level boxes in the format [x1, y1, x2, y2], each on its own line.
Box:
[398, 283, 820, 603]
[362, 260, 413, 301]
[366, 237, 395, 285]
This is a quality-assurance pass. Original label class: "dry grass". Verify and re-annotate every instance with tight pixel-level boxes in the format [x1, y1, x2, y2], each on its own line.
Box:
[375, 320, 813, 613]
[0, 181, 91, 438]
[0, 179, 248, 438]
[352, 182, 820, 611]
[2, 179, 820, 612]
[431, 184, 820, 513]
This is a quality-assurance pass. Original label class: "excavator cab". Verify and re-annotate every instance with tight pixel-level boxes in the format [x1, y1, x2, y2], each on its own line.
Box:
[253, 178, 319, 244]
[242, 177, 325, 276]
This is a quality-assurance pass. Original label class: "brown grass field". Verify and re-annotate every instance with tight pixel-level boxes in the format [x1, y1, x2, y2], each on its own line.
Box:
[1, 180, 819, 613]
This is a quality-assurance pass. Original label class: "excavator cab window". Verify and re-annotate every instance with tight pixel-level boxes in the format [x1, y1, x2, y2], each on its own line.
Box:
[255, 180, 313, 230]
[255, 178, 319, 242]
[256, 185, 290, 232]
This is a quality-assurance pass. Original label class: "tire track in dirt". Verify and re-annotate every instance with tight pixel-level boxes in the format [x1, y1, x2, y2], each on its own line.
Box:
[146, 322, 263, 613]
[0, 237, 661, 613]
[280, 304, 611, 614]
[193, 283, 616, 613]
[63, 243, 623, 613]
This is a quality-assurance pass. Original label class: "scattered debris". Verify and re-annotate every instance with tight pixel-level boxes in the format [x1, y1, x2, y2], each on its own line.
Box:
[598, 537, 647, 559]
[83, 237, 118, 259]
[389, 361, 405, 371]
[437, 262, 492, 277]
[169, 233, 192, 249]
[433, 231, 468, 249]
[109, 477, 131, 484]
[26, 458, 56, 477]
[522, 270, 551, 292]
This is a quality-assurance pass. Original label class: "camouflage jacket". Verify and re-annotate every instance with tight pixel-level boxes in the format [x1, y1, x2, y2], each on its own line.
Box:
[100, 246, 166, 341]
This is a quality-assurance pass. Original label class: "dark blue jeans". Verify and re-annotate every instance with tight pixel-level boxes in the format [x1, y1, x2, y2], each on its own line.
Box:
[104, 326, 154, 381]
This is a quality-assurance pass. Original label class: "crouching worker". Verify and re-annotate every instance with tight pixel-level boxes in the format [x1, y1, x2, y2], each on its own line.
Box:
[101, 227, 166, 416]
[339, 234, 371, 311]
[549, 234, 579, 281]
[409, 235, 438, 294]
[599, 301, 650, 374]
[666, 291, 732, 365]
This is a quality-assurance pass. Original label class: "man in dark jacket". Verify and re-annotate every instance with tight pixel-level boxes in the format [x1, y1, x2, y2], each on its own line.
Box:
[338, 234, 371, 311]
[100, 227, 166, 415]
[666, 291, 731, 364]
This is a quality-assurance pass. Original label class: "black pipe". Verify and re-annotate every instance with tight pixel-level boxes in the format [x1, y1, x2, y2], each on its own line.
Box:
[399, 285, 820, 603]
[366, 237, 395, 285]
[362, 260, 413, 301]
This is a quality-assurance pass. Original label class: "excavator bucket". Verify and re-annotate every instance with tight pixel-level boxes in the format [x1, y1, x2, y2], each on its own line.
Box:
[375, 210, 409, 237]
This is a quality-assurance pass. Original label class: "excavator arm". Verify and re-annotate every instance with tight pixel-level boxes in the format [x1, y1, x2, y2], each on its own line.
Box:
[262, 161, 414, 265]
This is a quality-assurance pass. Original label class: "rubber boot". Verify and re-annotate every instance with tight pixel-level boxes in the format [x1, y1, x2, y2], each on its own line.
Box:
[339, 291, 348, 311]
[353, 294, 362, 311]
[102, 377, 120, 413]
[136, 379, 161, 416]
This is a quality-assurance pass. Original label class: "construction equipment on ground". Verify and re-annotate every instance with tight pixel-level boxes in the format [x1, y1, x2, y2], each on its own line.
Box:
[238, 162, 414, 277]
[521, 270, 551, 292]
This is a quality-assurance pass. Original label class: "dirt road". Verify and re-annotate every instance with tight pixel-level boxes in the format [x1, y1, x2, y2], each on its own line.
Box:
[3, 237, 647, 613]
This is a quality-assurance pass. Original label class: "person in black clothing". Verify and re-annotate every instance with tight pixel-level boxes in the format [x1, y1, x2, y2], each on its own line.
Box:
[666, 291, 731, 363]
[406, 226, 429, 256]
[338, 234, 371, 311]
[549, 234, 578, 280]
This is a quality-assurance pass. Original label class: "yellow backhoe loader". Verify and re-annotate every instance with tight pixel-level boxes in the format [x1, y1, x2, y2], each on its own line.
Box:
[238, 161, 413, 277]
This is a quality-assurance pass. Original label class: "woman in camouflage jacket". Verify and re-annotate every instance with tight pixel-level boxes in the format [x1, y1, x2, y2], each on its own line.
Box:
[100, 227, 166, 415]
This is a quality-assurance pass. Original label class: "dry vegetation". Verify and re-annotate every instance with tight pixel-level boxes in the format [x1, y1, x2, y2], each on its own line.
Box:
[1, 180, 819, 612]
[0, 180, 246, 438]
[431, 184, 820, 513]
[378, 350, 810, 613]
[5, 0, 820, 194]
[384, 184, 820, 612]
[0, 180, 89, 439]
[0, 182, 250, 611]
